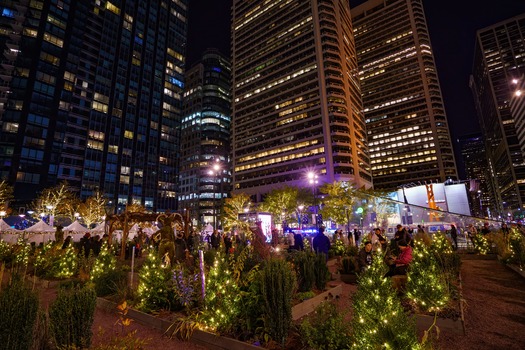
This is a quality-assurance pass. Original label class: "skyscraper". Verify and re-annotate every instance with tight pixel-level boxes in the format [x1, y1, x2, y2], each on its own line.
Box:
[352, 0, 457, 190]
[179, 49, 231, 228]
[470, 13, 525, 216]
[231, 0, 372, 201]
[0, 0, 188, 212]
[457, 133, 496, 217]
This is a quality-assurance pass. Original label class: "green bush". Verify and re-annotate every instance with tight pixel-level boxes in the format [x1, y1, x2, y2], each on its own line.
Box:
[300, 301, 352, 350]
[0, 239, 14, 265]
[0, 275, 39, 350]
[289, 251, 315, 292]
[260, 258, 296, 347]
[328, 239, 345, 258]
[314, 253, 330, 291]
[49, 285, 97, 349]
[340, 256, 356, 274]
[91, 243, 121, 296]
[137, 252, 172, 311]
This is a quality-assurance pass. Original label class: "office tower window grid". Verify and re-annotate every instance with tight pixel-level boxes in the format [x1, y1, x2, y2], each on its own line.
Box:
[352, 0, 457, 190]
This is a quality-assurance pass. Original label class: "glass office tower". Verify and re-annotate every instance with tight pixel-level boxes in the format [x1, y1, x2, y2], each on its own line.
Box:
[179, 49, 231, 227]
[231, 0, 372, 202]
[352, 0, 457, 190]
[0, 0, 188, 212]
[470, 13, 525, 216]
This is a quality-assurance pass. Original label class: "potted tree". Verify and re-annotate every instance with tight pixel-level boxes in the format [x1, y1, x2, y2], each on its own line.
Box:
[339, 256, 357, 284]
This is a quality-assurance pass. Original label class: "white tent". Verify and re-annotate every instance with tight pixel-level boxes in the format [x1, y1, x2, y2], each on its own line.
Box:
[90, 221, 106, 233]
[203, 223, 214, 233]
[25, 220, 56, 233]
[0, 218, 19, 232]
[64, 220, 89, 233]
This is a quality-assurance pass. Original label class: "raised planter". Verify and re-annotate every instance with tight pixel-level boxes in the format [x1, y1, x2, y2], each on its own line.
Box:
[96, 298, 263, 350]
[292, 284, 343, 320]
[339, 273, 357, 284]
[413, 274, 465, 336]
[506, 263, 525, 279]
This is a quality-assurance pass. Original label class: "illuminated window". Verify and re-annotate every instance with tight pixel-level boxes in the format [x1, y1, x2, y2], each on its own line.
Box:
[105, 1, 120, 15]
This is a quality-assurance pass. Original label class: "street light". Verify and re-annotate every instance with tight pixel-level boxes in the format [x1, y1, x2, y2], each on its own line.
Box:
[297, 205, 304, 230]
[307, 171, 319, 228]
[208, 159, 222, 230]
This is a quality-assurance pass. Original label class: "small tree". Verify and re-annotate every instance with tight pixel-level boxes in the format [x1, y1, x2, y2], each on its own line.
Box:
[259, 186, 311, 227]
[222, 193, 253, 234]
[406, 241, 449, 312]
[32, 181, 80, 221]
[319, 181, 358, 229]
[352, 253, 420, 349]
[137, 251, 171, 311]
[78, 190, 107, 228]
[0, 179, 14, 212]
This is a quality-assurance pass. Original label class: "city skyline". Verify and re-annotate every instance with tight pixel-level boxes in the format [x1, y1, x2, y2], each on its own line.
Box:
[187, 0, 525, 177]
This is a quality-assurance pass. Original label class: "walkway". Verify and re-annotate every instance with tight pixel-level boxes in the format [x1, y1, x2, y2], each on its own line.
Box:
[437, 256, 525, 350]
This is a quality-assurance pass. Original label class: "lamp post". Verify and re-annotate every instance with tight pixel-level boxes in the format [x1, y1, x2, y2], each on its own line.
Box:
[297, 205, 304, 230]
[208, 160, 222, 230]
[307, 171, 319, 228]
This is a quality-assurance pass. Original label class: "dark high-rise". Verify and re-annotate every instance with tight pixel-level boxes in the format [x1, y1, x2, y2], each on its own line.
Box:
[0, 0, 188, 212]
[470, 13, 525, 216]
[352, 0, 458, 190]
[179, 49, 231, 228]
[457, 134, 496, 218]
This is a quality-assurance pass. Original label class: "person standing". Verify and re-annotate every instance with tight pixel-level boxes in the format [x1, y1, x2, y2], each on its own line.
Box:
[210, 230, 221, 250]
[353, 228, 361, 246]
[450, 224, 458, 250]
[313, 227, 331, 259]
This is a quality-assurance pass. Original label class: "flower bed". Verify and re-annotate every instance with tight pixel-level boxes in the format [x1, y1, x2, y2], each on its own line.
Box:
[96, 283, 343, 350]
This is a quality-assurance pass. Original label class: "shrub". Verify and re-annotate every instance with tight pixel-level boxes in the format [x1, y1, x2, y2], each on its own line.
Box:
[328, 239, 345, 257]
[289, 251, 315, 292]
[300, 301, 352, 350]
[340, 256, 356, 274]
[260, 258, 296, 347]
[352, 252, 420, 349]
[0, 276, 39, 350]
[91, 243, 122, 296]
[137, 251, 172, 311]
[313, 253, 330, 291]
[0, 240, 12, 264]
[49, 285, 97, 349]
[407, 241, 449, 312]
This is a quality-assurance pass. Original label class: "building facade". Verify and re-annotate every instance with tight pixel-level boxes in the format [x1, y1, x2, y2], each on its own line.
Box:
[457, 133, 497, 218]
[352, 0, 457, 190]
[179, 49, 231, 228]
[0, 0, 188, 212]
[231, 0, 372, 202]
[470, 13, 525, 216]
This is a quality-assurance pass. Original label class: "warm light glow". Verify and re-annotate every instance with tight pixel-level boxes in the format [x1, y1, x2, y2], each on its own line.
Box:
[516, 90, 522, 97]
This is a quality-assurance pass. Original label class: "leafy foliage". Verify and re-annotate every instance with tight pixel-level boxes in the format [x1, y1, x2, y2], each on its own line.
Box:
[300, 301, 352, 350]
[222, 193, 253, 234]
[288, 250, 315, 292]
[0, 179, 14, 211]
[31, 181, 80, 221]
[319, 181, 358, 226]
[0, 275, 39, 350]
[313, 253, 330, 291]
[352, 253, 420, 349]
[260, 258, 296, 347]
[137, 251, 172, 311]
[407, 241, 449, 312]
[259, 186, 311, 226]
[91, 243, 123, 296]
[49, 285, 97, 349]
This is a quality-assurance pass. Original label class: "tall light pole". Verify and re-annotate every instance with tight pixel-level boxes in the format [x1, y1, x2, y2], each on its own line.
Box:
[297, 205, 304, 230]
[307, 171, 319, 229]
[208, 160, 222, 230]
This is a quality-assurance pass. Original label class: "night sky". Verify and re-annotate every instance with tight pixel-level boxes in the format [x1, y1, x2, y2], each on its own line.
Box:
[186, 0, 525, 176]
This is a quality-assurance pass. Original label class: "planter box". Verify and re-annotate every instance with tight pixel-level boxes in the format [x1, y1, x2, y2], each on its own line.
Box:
[96, 298, 263, 350]
[506, 263, 525, 279]
[24, 274, 75, 289]
[413, 274, 465, 336]
[459, 253, 497, 260]
[339, 273, 357, 284]
[292, 284, 343, 320]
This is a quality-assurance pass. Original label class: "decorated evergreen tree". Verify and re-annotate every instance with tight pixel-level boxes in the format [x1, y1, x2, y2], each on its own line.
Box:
[90, 243, 117, 281]
[406, 241, 449, 312]
[351, 253, 420, 350]
[55, 244, 78, 278]
[201, 252, 241, 333]
[137, 251, 171, 311]
[472, 234, 490, 254]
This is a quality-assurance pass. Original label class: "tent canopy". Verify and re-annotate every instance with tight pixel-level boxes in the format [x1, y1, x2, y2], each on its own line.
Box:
[25, 220, 55, 233]
[64, 220, 89, 233]
[0, 218, 19, 232]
